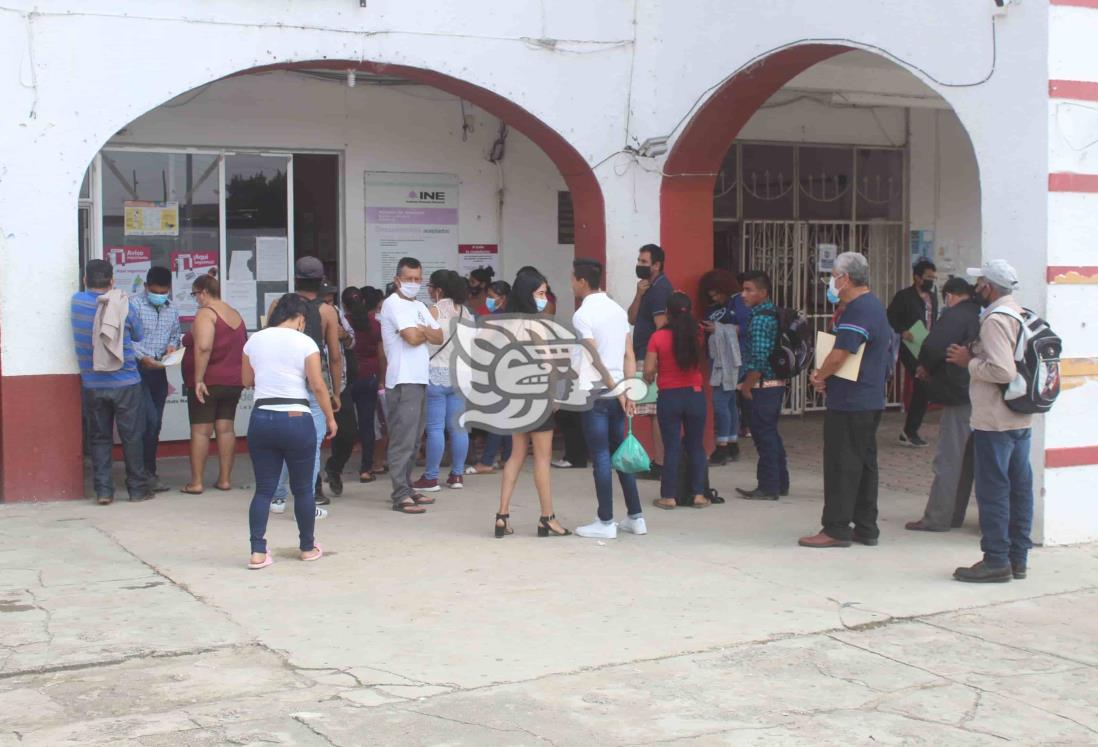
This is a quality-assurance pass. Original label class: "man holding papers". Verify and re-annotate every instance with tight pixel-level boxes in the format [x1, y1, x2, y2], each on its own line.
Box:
[887, 259, 939, 447]
[801, 252, 893, 549]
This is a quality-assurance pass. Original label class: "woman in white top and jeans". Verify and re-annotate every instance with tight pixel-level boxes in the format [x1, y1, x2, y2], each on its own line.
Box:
[413, 270, 471, 492]
[241, 294, 337, 569]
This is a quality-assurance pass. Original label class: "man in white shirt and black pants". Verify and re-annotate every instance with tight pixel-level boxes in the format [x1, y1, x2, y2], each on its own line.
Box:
[379, 257, 443, 514]
[570, 259, 646, 539]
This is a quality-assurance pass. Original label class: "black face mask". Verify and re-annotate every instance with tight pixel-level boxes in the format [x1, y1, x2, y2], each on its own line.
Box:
[635, 265, 652, 280]
[920, 280, 935, 293]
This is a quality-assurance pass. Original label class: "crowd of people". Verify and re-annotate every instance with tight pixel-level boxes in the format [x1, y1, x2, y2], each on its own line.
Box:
[72, 245, 1038, 583]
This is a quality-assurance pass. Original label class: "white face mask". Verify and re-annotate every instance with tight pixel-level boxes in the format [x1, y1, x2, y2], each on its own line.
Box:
[399, 281, 421, 299]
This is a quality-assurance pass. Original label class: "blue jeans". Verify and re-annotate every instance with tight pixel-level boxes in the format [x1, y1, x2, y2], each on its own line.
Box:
[657, 387, 707, 499]
[712, 387, 740, 443]
[425, 383, 469, 480]
[582, 398, 642, 521]
[273, 393, 325, 501]
[972, 429, 1034, 567]
[748, 386, 788, 494]
[247, 409, 317, 554]
[479, 430, 512, 466]
[140, 368, 169, 477]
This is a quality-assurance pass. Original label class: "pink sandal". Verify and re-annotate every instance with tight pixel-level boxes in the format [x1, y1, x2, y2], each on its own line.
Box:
[248, 552, 273, 570]
[302, 544, 323, 562]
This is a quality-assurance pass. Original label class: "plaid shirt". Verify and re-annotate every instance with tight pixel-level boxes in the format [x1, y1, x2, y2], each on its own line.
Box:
[745, 300, 778, 381]
[130, 290, 182, 361]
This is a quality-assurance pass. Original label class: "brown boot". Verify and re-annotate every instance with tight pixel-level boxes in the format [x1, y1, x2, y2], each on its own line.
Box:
[797, 531, 851, 549]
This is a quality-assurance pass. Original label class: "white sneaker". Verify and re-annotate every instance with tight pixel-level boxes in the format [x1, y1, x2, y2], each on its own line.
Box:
[618, 516, 648, 535]
[270, 500, 286, 514]
[575, 519, 617, 539]
[550, 459, 573, 469]
[315, 507, 328, 520]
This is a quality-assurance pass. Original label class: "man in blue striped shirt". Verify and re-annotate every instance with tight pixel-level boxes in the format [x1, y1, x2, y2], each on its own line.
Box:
[802, 252, 893, 549]
[72, 259, 153, 504]
[132, 266, 181, 491]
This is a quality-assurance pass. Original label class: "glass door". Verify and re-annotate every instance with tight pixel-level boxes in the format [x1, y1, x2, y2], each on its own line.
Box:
[223, 153, 293, 330]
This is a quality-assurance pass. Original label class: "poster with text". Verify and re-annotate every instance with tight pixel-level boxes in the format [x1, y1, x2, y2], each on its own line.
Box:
[170, 250, 219, 319]
[365, 172, 459, 303]
[104, 246, 152, 295]
[124, 201, 179, 237]
[458, 244, 499, 279]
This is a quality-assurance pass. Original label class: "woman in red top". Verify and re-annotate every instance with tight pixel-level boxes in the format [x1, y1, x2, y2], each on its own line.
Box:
[181, 275, 247, 494]
[644, 291, 709, 509]
[348, 286, 387, 483]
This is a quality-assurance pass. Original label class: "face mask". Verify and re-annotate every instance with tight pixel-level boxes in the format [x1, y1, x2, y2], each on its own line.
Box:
[827, 276, 842, 303]
[920, 280, 935, 293]
[486, 297, 497, 312]
[635, 265, 652, 280]
[535, 297, 548, 312]
[147, 292, 169, 307]
[399, 281, 421, 299]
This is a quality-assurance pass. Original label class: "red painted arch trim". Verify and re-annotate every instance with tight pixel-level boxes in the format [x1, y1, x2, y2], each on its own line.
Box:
[1047, 266, 1098, 283]
[231, 61, 604, 264]
[1046, 446, 1098, 468]
[1051, 0, 1098, 8]
[1049, 173, 1098, 193]
[1050, 80, 1098, 101]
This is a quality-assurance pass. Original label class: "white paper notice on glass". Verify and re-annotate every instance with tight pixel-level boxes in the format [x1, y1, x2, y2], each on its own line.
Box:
[223, 281, 259, 330]
[229, 250, 255, 281]
[255, 237, 289, 281]
[262, 292, 285, 325]
[815, 331, 864, 382]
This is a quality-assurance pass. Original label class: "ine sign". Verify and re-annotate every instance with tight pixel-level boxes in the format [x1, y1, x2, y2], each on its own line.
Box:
[365, 172, 459, 303]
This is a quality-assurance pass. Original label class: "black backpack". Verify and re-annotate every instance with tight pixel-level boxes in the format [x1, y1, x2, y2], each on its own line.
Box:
[760, 308, 814, 379]
[989, 307, 1061, 414]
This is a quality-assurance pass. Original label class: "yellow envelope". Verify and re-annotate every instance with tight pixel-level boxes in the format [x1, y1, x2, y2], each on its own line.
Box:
[815, 331, 864, 382]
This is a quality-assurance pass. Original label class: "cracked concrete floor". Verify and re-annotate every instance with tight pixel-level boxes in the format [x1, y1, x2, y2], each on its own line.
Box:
[2, 453, 1097, 745]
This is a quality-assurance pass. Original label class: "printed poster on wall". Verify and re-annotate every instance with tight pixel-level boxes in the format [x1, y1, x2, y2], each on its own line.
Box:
[365, 172, 459, 303]
[104, 245, 152, 295]
[458, 244, 499, 278]
[124, 201, 179, 237]
[170, 250, 218, 319]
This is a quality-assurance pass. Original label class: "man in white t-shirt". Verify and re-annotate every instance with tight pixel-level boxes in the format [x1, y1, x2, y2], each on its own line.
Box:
[570, 259, 645, 539]
[378, 257, 443, 513]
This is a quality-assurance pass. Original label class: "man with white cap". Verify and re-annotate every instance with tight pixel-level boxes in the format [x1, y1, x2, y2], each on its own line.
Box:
[945, 259, 1033, 583]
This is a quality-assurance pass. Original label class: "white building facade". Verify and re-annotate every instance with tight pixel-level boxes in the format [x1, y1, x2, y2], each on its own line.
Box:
[0, 0, 1094, 544]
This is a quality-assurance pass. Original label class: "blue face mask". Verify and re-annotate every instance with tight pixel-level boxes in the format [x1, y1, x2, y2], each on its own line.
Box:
[486, 297, 497, 312]
[825, 287, 840, 305]
[147, 292, 169, 307]
[535, 297, 548, 312]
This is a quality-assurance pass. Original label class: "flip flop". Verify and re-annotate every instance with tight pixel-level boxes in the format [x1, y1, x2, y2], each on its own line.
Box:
[652, 498, 676, 510]
[359, 473, 376, 483]
[302, 544, 323, 562]
[181, 486, 204, 495]
[247, 552, 273, 570]
[215, 484, 232, 491]
[411, 492, 436, 505]
[691, 499, 712, 509]
[392, 500, 426, 514]
[96, 496, 114, 506]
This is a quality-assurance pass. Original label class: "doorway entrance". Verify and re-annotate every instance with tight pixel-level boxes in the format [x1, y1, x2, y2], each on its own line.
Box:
[712, 141, 907, 413]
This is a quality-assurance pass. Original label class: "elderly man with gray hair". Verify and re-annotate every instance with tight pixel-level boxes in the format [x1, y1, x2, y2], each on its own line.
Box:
[803, 252, 894, 548]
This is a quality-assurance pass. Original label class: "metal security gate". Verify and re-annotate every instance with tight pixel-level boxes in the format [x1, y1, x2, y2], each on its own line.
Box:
[742, 219, 905, 413]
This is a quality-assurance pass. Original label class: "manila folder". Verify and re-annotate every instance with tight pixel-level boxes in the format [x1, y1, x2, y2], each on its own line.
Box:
[815, 331, 864, 382]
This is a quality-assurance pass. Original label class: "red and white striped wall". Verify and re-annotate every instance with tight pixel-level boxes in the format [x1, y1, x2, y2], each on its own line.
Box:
[1044, 0, 1098, 544]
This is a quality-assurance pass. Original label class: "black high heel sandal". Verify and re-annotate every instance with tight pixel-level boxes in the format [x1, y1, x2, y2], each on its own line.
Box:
[494, 513, 513, 538]
[537, 514, 572, 537]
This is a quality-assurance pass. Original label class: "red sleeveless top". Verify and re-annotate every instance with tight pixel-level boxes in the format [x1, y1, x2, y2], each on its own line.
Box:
[182, 312, 247, 389]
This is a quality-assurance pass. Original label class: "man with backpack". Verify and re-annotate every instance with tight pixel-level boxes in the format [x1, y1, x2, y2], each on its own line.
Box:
[946, 260, 1036, 583]
[736, 271, 789, 501]
[802, 252, 892, 548]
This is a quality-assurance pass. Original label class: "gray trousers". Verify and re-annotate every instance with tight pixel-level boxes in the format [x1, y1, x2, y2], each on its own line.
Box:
[386, 383, 427, 502]
[921, 403, 974, 530]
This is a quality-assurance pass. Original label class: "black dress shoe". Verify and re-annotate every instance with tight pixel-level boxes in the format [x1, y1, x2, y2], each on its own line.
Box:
[780, 487, 789, 497]
[852, 533, 879, 546]
[735, 486, 779, 501]
[327, 469, 344, 497]
[128, 492, 156, 502]
[1011, 561, 1027, 580]
[953, 560, 1012, 583]
[708, 446, 729, 466]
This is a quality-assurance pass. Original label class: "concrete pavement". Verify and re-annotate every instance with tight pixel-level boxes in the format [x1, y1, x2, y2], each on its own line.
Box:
[2, 444, 1096, 745]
